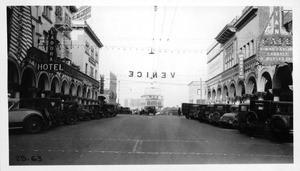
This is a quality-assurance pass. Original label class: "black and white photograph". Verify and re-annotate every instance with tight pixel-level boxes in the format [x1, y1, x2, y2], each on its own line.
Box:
[1, 0, 299, 170]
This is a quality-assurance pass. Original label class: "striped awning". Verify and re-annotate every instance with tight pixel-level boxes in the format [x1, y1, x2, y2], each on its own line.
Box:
[9, 6, 32, 63]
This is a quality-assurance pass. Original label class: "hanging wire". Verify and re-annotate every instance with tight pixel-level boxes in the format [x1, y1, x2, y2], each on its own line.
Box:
[167, 6, 177, 43]
[160, 6, 167, 41]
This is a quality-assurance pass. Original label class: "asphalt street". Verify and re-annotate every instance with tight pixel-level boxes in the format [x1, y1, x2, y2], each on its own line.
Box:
[9, 114, 293, 165]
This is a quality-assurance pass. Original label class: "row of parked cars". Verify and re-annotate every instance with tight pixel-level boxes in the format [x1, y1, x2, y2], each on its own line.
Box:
[8, 97, 118, 134]
[182, 100, 293, 139]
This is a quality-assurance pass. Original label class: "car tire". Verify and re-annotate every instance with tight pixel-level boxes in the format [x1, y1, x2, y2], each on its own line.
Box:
[66, 113, 77, 125]
[245, 112, 258, 125]
[24, 116, 43, 134]
[84, 113, 91, 121]
[270, 116, 287, 133]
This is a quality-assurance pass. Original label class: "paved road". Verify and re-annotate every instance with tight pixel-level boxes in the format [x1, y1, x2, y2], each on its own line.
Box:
[9, 114, 293, 165]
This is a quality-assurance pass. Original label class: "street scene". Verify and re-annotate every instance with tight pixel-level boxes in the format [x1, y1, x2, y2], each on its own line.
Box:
[4, 2, 296, 170]
[9, 114, 293, 165]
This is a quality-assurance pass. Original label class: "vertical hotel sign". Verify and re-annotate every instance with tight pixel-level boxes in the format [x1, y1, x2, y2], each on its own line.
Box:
[37, 27, 63, 72]
[258, 6, 292, 65]
[238, 51, 244, 79]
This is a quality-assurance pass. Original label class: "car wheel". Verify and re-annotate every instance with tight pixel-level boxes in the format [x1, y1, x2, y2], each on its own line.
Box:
[66, 113, 77, 125]
[24, 116, 43, 133]
[84, 113, 91, 121]
[270, 116, 287, 133]
[245, 112, 258, 125]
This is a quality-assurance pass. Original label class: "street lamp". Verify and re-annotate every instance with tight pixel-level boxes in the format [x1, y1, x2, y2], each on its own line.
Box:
[149, 6, 158, 55]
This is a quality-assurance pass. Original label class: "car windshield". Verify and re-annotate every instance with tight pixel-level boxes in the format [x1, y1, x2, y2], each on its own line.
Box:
[8, 100, 19, 110]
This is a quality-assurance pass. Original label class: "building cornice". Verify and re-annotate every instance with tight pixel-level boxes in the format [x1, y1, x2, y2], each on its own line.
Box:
[233, 6, 258, 30]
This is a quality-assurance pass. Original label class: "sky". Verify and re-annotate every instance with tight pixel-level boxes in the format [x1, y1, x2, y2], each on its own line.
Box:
[83, 6, 245, 107]
[85, 6, 246, 107]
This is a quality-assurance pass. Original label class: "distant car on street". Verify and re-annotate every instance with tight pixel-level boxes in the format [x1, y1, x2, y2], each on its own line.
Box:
[118, 107, 132, 114]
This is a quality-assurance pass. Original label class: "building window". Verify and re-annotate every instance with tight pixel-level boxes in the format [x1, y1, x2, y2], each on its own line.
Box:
[55, 6, 62, 21]
[95, 51, 99, 62]
[91, 46, 94, 59]
[90, 66, 94, 77]
[65, 12, 71, 27]
[85, 63, 88, 74]
[43, 32, 49, 51]
[42, 6, 52, 23]
[95, 70, 97, 80]
[85, 41, 90, 55]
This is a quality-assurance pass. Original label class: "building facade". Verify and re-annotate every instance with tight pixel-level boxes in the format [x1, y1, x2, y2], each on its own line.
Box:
[7, 6, 103, 105]
[206, 6, 293, 104]
[103, 72, 117, 103]
[188, 80, 206, 104]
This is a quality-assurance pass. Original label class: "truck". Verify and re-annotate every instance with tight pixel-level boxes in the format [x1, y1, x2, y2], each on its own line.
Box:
[181, 103, 202, 119]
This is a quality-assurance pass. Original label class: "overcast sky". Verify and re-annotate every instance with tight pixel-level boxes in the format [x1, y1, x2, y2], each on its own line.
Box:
[86, 6, 246, 107]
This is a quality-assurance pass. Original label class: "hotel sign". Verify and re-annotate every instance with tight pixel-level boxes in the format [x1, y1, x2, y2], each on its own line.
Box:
[258, 6, 292, 65]
[38, 27, 63, 72]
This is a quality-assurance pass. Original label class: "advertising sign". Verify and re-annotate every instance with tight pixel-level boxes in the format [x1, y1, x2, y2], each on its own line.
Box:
[238, 52, 244, 79]
[38, 27, 63, 72]
[258, 6, 293, 65]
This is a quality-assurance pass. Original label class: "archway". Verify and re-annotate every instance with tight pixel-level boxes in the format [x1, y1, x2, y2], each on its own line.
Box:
[8, 60, 20, 98]
[20, 67, 37, 98]
[51, 77, 60, 96]
[77, 85, 82, 97]
[37, 73, 50, 97]
[207, 90, 211, 102]
[229, 83, 236, 101]
[216, 86, 222, 102]
[246, 76, 257, 94]
[61, 80, 69, 95]
[237, 80, 245, 97]
[212, 89, 216, 102]
[222, 85, 229, 102]
[69, 83, 76, 96]
[273, 64, 293, 101]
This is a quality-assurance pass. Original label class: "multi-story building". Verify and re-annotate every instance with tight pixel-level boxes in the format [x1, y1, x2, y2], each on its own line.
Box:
[103, 72, 117, 103]
[188, 80, 206, 104]
[206, 6, 292, 104]
[7, 6, 103, 105]
[141, 87, 164, 110]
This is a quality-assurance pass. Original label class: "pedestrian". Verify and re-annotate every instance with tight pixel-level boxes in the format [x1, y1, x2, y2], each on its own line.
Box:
[178, 107, 181, 117]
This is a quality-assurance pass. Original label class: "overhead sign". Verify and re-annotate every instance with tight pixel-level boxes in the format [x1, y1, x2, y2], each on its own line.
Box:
[258, 6, 293, 65]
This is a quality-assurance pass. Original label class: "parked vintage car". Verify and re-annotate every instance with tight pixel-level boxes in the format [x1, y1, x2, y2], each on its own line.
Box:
[194, 104, 208, 121]
[232, 103, 250, 130]
[208, 104, 231, 125]
[201, 104, 215, 122]
[238, 100, 293, 137]
[9, 98, 51, 133]
[181, 103, 200, 119]
[103, 103, 118, 117]
[61, 101, 92, 122]
[84, 104, 104, 119]
[118, 107, 132, 114]
[219, 105, 239, 128]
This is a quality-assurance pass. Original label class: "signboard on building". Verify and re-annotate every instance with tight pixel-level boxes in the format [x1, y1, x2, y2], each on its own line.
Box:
[38, 27, 63, 72]
[238, 52, 244, 79]
[258, 6, 292, 65]
[72, 6, 91, 21]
